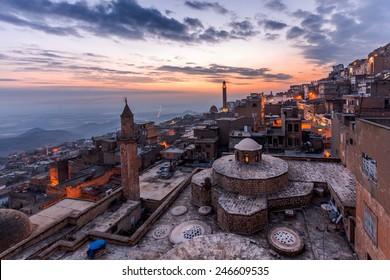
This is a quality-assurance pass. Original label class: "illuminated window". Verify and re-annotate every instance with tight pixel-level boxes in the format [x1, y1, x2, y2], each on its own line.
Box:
[244, 153, 249, 163]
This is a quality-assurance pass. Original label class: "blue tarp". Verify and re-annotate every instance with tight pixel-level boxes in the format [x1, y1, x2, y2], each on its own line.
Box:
[87, 239, 106, 259]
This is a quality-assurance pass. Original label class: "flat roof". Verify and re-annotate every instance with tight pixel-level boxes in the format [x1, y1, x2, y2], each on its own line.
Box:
[30, 198, 95, 231]
[139, 163, 193, 202]
[287, 160, 356, 208]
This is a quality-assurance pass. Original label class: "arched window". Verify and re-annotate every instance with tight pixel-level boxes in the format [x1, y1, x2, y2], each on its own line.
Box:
[244, 153, 249, 163]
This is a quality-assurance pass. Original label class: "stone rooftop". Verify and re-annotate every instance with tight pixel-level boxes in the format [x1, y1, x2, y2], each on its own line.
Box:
[140, 163, 191, 202]
[213, 154, 288, 180]
[75, 200, 139, 234]
[268, 181, 313, 200]
[161, 233, 269, 260]
[286, 160, 356, 207]
[54, 179, 355, 260]
[217, 189, 267, 215]
[191, 168, 215, 186]
[29, 199, 95, 232]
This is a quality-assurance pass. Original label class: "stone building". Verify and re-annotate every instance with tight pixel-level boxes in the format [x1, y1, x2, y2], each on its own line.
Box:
[343, 118, 390, 259]
[191, 138, 313, 235]
[136, 121, 161, 146]
[367, 43, 390, 75]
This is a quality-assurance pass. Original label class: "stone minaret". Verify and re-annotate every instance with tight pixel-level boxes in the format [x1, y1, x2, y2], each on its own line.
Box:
[222, 81, 227, 112]
[119, 98, 140, 201]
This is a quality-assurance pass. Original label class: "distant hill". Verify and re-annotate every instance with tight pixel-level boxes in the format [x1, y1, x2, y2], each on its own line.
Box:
[0, 128, 81, 157]
[70, 120, 120, 138]
[0, 110, 201, 157]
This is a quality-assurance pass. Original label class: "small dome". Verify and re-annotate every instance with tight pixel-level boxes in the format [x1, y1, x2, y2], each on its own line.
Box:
[234, 138, 262, 152]
[0, 209, 33, 252]
[210, 105, 218, 113]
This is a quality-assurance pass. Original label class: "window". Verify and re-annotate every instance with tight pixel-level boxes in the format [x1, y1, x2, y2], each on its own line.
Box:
[252, 103, 257, 108]
[349, 138, 354, 145]
[364, 205, 377, 245]
[244, 153, 249, 163]
[362, 153, 378, 183]
[236, 153, 239, 161]
[206, 144, 211, 148]
[288, 124, 293, 132]
[294, 138, 300, 146]
[294, 124, 299, 132]
[288, 138, 292, 146]
[255, 155, 259, 162]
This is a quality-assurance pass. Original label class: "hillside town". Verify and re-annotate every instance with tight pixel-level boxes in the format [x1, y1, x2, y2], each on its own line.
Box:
[1, 43, 390, 260]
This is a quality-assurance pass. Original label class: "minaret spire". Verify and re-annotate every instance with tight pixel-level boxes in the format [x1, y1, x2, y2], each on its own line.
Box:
[119, 100, 140, 201]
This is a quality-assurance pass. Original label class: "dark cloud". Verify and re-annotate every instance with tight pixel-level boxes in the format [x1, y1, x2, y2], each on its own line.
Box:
[261, 19, 287, 30]
[3, 47, 140, 76]
[316, 4, 336, 14]
[286, 1, 390, 65]
[286, 26, 305, 39]
[264, 0, 286, 11]
[265, 33, 279, 40]
[198, 27, 229, 42]
[229, 20, 258, 38]
[0, 0, 191, 41]
[158, 64, 292, 81]
[0, 12, 79, 36]
[184, 17, 204, 29]
[0, 0, 258, 44]
[0, 78, 19, 82]
[184, 1, 229, 14]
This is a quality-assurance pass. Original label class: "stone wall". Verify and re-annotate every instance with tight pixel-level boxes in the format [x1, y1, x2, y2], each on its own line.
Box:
[0, 188, 124, 260]
[355, 181, 390, 259]
[66, 168, 117, 199]
[268, 192, 313, 210]
[216, 202, 268, 235]
[214, 171, 288, 195]
[191, 182, 212, 207]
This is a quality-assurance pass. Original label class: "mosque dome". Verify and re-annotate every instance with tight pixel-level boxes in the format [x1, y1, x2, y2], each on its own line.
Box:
[209, 105, 218, 113]
[0, 209, 33, 252]
[234, 138, 262, 152]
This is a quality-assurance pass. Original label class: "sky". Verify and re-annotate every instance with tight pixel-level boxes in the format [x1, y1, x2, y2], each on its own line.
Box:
[0, 0, 390, 116]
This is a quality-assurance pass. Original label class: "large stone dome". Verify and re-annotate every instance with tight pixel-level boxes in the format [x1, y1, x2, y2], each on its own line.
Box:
[0, 209, 33, 252]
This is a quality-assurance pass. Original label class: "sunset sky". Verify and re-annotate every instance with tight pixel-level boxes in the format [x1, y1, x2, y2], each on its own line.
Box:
[1, 0, 390, 115]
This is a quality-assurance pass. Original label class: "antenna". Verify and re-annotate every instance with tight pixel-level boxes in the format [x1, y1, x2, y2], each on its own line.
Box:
[124, 97, 128, 105]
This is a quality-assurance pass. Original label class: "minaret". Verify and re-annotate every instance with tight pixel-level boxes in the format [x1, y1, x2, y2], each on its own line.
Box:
[222, 81, 228, 112]
[119, 98, 140, 201]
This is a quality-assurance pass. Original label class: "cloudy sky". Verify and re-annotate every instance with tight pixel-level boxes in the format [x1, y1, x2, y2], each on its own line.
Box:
[0, 0, 389, 115]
